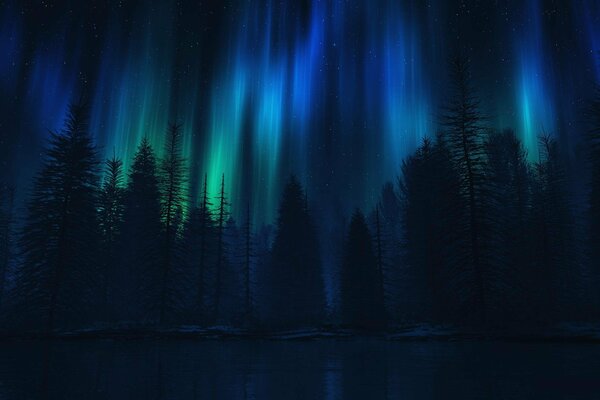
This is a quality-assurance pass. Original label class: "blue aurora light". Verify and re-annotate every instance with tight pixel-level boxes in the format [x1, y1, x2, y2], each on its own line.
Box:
[1, 0, 598, 222]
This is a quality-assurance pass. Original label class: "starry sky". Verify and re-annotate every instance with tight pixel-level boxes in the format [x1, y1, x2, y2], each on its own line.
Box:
[1, 0, 599, 223]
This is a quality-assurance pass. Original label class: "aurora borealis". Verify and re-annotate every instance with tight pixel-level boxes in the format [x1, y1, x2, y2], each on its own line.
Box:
[1, 0, 600, 223]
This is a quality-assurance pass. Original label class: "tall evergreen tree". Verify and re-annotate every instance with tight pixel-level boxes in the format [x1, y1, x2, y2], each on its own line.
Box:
[158, 123, 187, 325]
[485, 130, 532, 323]
[17, 103, 100, 332]
[373, 182, 402, 321]
[0, 184, 15, 309]
[97, 155, 125, 322]
[213, 174, 229, 322]
[198, 173, 212, 314]
[242, 202, 254, 324]
[220, 216, 245, 325]
[399, 137, 463, 322]
[181, 173, 214, 322]
[441, 55, 490, 323]
[253, 223, 274, 325]
[530, 135, 577, 321]
[374, 207, 384, 297]
[340, 210, 386, 330]
[120, 138, 162, 325]
[588, 88, 600, 313]
[267, 175, 325, 329]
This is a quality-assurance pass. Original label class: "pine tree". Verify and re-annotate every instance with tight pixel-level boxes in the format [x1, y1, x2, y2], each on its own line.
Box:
[213, 174, 229, 322]
[369, 205, 389, 321]
[530, 135, 576, 321]
[243, 202, 254, 324]
[17, 103, 100, 332]
[221, 216, 245, 325]
[399, 137, 463, 322]
[97, 155, 125, 322]
[198, 173, 212, 314]
[441, 55, 490, 323]
[181, 173, 214, 322]
[253, 223, 274, 327]
[0, 183, 15, 309]
[340, 209, 386, 330]
[158, 123, 187, 325]
[267, 175, 325, 329]
[588, 88, 600, 313]
[120, 138, 162, 325]
[373, 182, 402, 321]
[374, 206, 384, 296]
[485, 130, 532, 324]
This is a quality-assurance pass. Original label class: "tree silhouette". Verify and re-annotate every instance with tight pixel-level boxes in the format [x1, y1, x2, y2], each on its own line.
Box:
[158, 123, 187, 325]
[374, 207, 385, 300]
[17, 102, 100, 332]
[253, 223, 274, 327]
[181, 173, 215, 323]
[340, 209, 386, 330]
[399, 136, 463, 322]
[530, 135, 577, 322]
[0, 183, 15, 309]
[213, 173, 229, 322]
[441, 55, 490, 323]
[485, 130, 532, 324]
[588, 88, 600, 314]
[373, 182, 402, 321]
[0, 69, 595, 334]
[198, 173, 213, 316]
[220, 216, 246, 325]
[97, 155, 125, 322]
[120, 138, 162, 325]
[267, 175, 325, 329]
[243, 202, 254, 324]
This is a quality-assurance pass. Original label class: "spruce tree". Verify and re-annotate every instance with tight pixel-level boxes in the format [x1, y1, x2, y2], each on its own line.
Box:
[374, 206, 384, 297]
[198, 173, 212, 314]
[243, 202, 254, 324]
[441, 55, 490, 323]
[99, 156, 125, 244]
[253, 223, 274, 326]
[399, 137, 463, 322]
[221, 216, 245, 325]
[340, 209, 386, 330]
[485, 130, 532, 323]
[267, 175, 325, 329]
[588, 88, 600, 312]
[181, 173, 214, 322]
[17, 103, 100, 332]
[0, 184, 15, 309]
[158, 123, 187, 325]
[120, 138, 162, 325]
[530, 135, 576, 321]
[97, 155, 125, 322]
[213, 174, 229, 322]
[374, 182, 402, 320]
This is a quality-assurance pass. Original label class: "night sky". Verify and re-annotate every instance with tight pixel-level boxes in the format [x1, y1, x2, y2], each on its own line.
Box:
[1, 0, 599, 223]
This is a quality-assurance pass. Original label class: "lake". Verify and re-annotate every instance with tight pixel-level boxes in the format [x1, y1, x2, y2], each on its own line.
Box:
[0, 339, 599, 399]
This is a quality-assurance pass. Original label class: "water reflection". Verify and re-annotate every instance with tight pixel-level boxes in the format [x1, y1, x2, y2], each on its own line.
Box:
[0, 339, 599, 399]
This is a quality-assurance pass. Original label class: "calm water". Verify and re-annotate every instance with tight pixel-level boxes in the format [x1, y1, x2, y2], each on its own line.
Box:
[0, 339, 599, 399]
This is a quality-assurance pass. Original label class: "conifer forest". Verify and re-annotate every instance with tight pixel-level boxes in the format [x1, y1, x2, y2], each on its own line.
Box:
[2, 1, 600, 399]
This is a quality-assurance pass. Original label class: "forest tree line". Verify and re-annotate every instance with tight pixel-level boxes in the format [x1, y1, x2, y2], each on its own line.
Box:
[0, 57, 600, 333]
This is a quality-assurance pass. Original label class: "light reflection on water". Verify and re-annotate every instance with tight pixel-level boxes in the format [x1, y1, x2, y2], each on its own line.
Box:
[0, 339, 599, 399]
